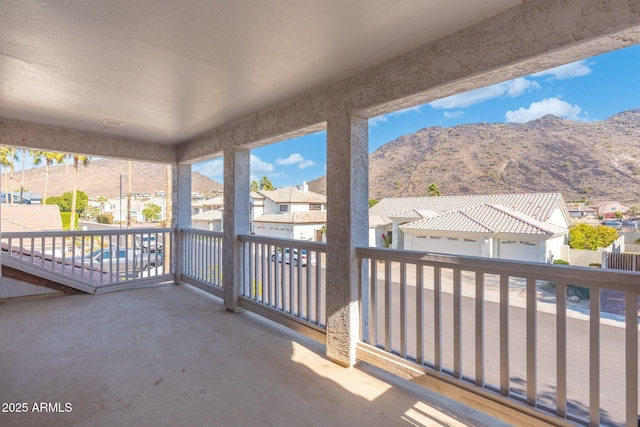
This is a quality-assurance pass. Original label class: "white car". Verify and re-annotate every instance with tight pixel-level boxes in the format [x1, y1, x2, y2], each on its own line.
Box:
[270, 248, 312, 267]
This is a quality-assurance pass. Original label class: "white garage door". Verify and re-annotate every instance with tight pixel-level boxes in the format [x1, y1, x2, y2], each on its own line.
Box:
[498, 240, 539, 262]
[411, 235, 480, 257]
[255, 225, 293, 239]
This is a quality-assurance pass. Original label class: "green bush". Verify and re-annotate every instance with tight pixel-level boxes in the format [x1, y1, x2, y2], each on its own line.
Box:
[60, 212, 80, 230]
[553, 259, 569, 265]
[588, 263, 601, 268]
[96, 213, 114, 224]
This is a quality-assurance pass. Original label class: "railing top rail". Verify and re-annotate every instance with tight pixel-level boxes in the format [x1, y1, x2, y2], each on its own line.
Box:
[1, 228, 174, 238]
[356, 246, 640, 291]
[181, 228, 224, 237]
[239, 234, 327, 251]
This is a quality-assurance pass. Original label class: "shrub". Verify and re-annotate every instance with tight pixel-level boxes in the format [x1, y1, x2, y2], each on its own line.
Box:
[60, 212, 80, 230]
[553, 259, 569, 265]
[588, 263, 601, 268]
[96, 213, 114, 224]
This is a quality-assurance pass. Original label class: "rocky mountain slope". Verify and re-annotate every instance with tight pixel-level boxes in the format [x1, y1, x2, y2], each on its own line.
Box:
[11, 158, 222, 199]
[309, 109, 640, 204]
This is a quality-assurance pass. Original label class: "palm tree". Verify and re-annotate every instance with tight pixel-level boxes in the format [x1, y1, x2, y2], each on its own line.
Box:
[68, 155, 91, 230]
[0, 147, 19, 204]
[32, 151, 66, 203]
[259, 176, 275, 190]
[427, 182, 441, 196]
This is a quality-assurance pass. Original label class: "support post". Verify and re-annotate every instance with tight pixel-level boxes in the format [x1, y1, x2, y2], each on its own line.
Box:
[223, 149, 250, 311]
[326, 114, 368, 366]
[172, 164, 192, 283]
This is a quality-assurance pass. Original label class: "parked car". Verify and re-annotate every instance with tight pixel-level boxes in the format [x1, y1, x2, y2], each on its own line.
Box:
[270, 248, 312, 267]
[135, 235, 163, 253]
[79, 248, 162, 278]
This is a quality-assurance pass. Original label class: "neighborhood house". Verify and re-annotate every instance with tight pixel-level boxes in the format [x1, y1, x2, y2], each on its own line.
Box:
[369, 193, 571, 263]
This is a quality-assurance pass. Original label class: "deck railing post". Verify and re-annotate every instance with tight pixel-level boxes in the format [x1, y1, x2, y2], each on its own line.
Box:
[173, 164, 191, 284]
[223, 149, 250, 312]
[325, 113, 368, 366]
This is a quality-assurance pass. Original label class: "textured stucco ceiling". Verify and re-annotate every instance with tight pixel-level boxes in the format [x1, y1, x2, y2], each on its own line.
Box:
[0, 0, 522, 144]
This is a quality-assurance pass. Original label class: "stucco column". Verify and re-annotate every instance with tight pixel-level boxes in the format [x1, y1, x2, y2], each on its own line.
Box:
[223, 149, 250, 311]
[172, 164, 192, 283]
[326, 114, 368, 366]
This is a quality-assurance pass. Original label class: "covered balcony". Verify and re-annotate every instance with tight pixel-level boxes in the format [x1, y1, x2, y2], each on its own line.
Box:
[2, 1, 640, 426]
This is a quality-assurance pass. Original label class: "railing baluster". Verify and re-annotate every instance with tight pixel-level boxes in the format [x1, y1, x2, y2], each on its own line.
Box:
[589, 287, 601, 426]
[500, 275, 509, 396]
[400, 261, 407, 358]
[453, 268, 462, 378]
[316, 251, 322, 325]
[556, 282, 567, 418]
[475, 272, 484, 387]
[526, 277, 537, 407]
[261, 243, 267, 304]
[306, 250, 312, 320]
[416, 264, 424, 365]
[297, 248, 302, 318]
[274, 246, 280, 310]
[625, 291, 638, 427]
[289, 246, 294, 314]
[371, 258, 378, 346]
[384, 260, 392, 353]
[267, 244, 273, 307]
[434, 266, 442, 371]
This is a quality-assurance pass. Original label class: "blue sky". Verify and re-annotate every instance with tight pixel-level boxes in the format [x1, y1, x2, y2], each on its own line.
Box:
[193, 44, 640, 188]
[20, 44, 640, 189]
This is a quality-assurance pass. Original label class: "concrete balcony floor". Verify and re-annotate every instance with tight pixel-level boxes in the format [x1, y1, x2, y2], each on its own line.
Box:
[1, 284, 507, 427]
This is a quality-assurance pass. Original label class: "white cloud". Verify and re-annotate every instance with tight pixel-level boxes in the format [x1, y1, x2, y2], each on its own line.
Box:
[276, 153, 305, 165]
[299, 160, 315, 169]
[250, 154, 274, 174]
[505, 77, 541, 97]
[504, 97, 587, 123]
[368, 116, 388, 127]
[444, 111, 465, 119]
[429, 77, 539, 110]
[193, 158, 223, 178]
[532, 60, 592, 80]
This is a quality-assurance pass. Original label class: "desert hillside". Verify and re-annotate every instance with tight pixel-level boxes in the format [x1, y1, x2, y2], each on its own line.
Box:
[309, 109, 640, 205]
[11, 158, 222, 199]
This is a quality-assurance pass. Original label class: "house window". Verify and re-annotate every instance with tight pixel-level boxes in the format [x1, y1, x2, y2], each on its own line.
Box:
[310, 204, 322, 210]
[279, 205, 289, 213]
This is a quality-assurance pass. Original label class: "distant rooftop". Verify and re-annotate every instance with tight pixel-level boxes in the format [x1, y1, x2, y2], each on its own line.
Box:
[371, 193, 567, 223]
[259, 187, 326, 204]
[0, 205, 63, 232]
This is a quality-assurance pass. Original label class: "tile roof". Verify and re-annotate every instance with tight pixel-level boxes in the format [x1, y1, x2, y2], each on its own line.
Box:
[369, 214, 392, 226]
[1, 205, 63, 232]
[192, 210, 223, 221]
[400, 204, 567, 236]
[253, 211, 326, 224]
[192, 196, 224, 207]
[370, 193, 566, 222]
[259, 187, 326, 204]
[388, 208, 438, 219]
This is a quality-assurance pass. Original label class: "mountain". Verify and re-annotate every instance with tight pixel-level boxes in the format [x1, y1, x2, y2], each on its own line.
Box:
[309, 109, 640, 204]
[13, 158, 223, 199]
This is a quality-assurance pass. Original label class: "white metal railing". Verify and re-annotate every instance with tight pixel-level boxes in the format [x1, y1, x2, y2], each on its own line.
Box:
[239, 235, 326, 331]
[356, 246, 640, 427]
[181, 228, 223, 295]
[1, 228, 173, 291]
